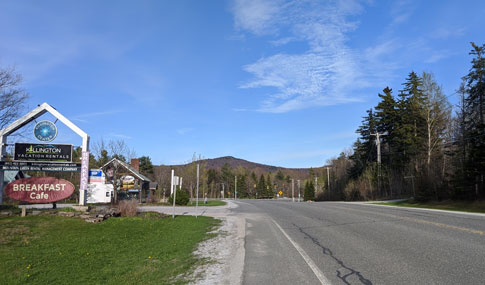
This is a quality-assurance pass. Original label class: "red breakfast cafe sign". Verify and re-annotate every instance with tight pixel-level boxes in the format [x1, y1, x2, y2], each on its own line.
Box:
[5, 177, 75, 203]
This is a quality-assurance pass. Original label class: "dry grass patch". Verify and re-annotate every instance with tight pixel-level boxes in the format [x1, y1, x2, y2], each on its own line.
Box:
[117, 200, 138, 217]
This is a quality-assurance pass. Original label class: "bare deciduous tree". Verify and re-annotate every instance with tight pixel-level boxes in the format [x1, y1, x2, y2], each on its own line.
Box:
[108, 139, 137, 162]
[91, 138, 137, 163]
[0, 66, 29, 129]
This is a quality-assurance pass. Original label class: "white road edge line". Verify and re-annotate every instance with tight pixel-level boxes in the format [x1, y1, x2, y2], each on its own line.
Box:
[272, 218, 332, 285]
[354, 202, 485, 217]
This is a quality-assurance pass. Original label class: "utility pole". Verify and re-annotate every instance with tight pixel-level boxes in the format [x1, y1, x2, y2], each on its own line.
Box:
[314, 176, 318, 193]
[291, 179, 295, 202]
[297, 179, 301, 202]
[196, 163, 199, 218]
[233, 176, 237, 200]
[371, 132, 387, 197]
[171, 169, 176, 219]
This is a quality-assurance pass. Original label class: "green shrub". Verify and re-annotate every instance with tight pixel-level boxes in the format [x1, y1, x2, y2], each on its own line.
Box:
[168, 189, 189, 205]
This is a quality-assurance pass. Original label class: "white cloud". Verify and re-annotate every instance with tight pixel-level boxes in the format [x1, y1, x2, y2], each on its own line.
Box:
[108, 133, 132, 139]
[241, 51, 365, 113]
[233, 0, 373, 113]
[232, 0, 284, 35]
[389, 0, 415, 26]
[269, 37, 296, 46]
[364, 40, 399, 62]
[431, 27, 466, 39]
[71, 110, 123, 123]
[424, 50, 453, 63]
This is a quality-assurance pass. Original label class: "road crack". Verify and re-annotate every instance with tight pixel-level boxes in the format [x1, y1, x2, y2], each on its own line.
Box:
[293, 223, 372, 285]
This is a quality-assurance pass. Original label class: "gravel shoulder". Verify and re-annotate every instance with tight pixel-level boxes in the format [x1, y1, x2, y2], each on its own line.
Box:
[139, 200, 245, 285]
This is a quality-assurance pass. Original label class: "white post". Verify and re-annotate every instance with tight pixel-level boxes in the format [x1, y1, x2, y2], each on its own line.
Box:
[292, 179, 294, 202]
[196, 164, 199, 218]
[371, 132, 386, 197]
[170, 169, 174, 194]
[315, 176, 318, 197]
[0, 135, 6, 204]
[296, 179, 301, 202]
[79, 149, 90, 206]
[171, 170, 175, 219]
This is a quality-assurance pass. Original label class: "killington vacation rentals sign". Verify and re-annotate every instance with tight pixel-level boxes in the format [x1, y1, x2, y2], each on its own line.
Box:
[14, 143, 73, 162]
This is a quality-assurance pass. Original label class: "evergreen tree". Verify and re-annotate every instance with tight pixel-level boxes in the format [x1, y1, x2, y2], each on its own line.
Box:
[275, 170, 285, 181]
[303, 180, 315, 201]
[221, 163, 233, 192]
[237, 173, 249, 198]
[257, 174, 266, 198]
[374, 87, 399, 168]
[395, 72, 427, 171]
[350, 108, 377, 178]
[309, 168, 315, 177]
[139, 156, 154, 178]
[207, 169, 219, 185]
[285, 175, 291, 183]
[462, 42, 485, 198]
[266, 173, 273, 197]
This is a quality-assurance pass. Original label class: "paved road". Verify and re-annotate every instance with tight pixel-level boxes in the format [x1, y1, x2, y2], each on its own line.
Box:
[233, 200, 485, 285]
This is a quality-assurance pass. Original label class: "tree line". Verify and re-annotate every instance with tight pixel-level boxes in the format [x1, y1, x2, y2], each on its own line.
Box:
[153, 153, 310, 201]
[321, 42, 485, 202]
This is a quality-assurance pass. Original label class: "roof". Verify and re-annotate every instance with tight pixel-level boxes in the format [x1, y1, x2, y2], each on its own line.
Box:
[149, 182, 158, 189]
[101, 158, 152, 182]
[3, 170, 29, 183]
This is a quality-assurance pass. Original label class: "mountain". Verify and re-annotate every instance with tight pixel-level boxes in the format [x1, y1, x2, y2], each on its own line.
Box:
[158, 156, 326, 179]
[202, 156, 280, 171]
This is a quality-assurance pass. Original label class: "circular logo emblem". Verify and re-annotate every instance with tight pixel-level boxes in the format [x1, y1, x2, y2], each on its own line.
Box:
[33, 120, 57, 142]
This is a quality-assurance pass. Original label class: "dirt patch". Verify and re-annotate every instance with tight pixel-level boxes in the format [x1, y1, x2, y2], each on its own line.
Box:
[189, 216, 245, 285]
[0, 225, 30, 245]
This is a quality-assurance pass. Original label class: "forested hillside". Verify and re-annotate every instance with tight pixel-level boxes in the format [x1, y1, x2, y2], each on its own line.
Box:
[153, 155, 324, 200]
[322, 42, 485, 202]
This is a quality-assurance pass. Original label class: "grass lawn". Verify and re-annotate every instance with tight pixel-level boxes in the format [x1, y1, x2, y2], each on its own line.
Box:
[0, 214, 219, 284]
[375, 200, 485, 214]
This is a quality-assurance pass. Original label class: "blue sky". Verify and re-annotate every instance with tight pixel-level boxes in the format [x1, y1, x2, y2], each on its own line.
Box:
[1, 0, 484, 168]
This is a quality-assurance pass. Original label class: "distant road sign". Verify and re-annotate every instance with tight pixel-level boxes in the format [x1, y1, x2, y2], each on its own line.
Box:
[278, 191, 283, 196]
